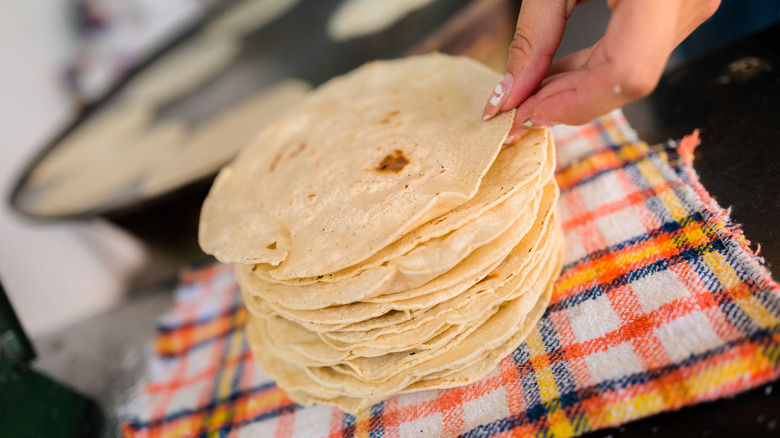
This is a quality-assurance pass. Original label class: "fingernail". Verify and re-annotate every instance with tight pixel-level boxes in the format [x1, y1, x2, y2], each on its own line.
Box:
[522, 117, 554, 129]
[503, 134, 515, 145]
[482, 73, 513, 121]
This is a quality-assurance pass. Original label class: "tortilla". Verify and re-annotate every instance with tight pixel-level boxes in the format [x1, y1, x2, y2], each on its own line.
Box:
[199, 54, 515, 274]
[122, 36, 240, 107]
[322, 215, 559, 346]
[27, 121, 188, 216]
[28, 103, 152, 186]
[327, 0, 438, 42]
[204, 0, 301, 39]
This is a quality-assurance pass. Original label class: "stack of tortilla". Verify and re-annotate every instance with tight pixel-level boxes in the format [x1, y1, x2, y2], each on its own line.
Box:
[199, 53, 563, 414]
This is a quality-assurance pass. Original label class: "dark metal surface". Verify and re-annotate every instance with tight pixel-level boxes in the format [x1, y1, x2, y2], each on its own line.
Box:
[581, 23, 780, 438]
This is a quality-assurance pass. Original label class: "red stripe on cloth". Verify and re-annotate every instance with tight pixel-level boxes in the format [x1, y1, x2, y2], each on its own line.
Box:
[148, 267, 218, 426]
[274, 407, 296, 438]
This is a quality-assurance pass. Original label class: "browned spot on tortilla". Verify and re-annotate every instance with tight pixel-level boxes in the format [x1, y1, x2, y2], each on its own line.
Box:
[477, 273, 498, 284]
[308, 193, 316, 201]
[269, 149, 285, 172]
[290, 141, 307, 158]
[289, 198, 294, 206]
[377, 110, 401, 124]
[375, 149, 410, 173]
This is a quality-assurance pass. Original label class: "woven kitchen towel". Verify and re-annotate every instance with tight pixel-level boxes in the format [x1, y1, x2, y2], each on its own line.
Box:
[121, 109, 780, 437]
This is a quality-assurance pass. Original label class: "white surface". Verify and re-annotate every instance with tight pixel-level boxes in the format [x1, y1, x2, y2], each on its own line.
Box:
[0, 0, 191, 336]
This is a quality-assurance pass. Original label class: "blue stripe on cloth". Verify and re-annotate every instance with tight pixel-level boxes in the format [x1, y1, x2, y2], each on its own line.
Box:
[342, 412, 357, 437]
[537, 314, 589, 434]
[199, 311, 243, 435]
[125, 382, 278, 430]
[369, 401, 386, 438]
[229, 337, 249, 401]
[550, 236, 729, 314]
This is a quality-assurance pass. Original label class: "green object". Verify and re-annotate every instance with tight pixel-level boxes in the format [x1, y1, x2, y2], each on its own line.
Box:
[0, 280, 104, 437]
[0, 278, 35, 364]
[0, 359, 104, 437]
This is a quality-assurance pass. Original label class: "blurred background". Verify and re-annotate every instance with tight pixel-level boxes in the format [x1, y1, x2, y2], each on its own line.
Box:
[0, 0, 777, 434]
[0, 0, 208, 337]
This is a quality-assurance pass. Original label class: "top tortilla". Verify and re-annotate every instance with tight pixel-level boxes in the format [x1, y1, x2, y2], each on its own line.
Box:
[199, 53, 514, 278]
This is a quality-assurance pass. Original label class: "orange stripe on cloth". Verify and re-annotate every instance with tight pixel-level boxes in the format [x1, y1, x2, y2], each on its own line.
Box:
[155, 308, 247, 356]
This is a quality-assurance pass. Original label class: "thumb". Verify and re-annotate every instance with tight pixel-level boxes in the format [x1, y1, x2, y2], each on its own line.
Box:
[483, 0, 578, 120]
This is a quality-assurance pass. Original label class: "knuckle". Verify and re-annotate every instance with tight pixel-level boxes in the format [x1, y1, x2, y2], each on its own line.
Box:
[621, 69, 658, 99]
[509, 28, 536, 60]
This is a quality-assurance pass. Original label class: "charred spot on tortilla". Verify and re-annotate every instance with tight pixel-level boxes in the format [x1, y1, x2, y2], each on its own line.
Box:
[375, 149, 409, 173]
[290, 142, 307, 159]
[377, 110, 400, 124]
[269, 149, 284, 172]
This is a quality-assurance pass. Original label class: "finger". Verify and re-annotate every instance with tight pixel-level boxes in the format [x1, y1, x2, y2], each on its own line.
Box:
[529, 0, 678, 126]
[545, 42, 598, 77]
[516, 67, 589, 122]
[482, 0, 578, 120]
[673, 0, 720, 46]
[507, 67, 589, 137]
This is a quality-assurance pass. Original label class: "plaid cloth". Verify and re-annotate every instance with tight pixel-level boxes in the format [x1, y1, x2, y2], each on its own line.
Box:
[121, 110, 780, 437]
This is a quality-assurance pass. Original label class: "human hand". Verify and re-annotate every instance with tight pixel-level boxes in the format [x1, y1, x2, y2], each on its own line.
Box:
[482, 0, 720, 142]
